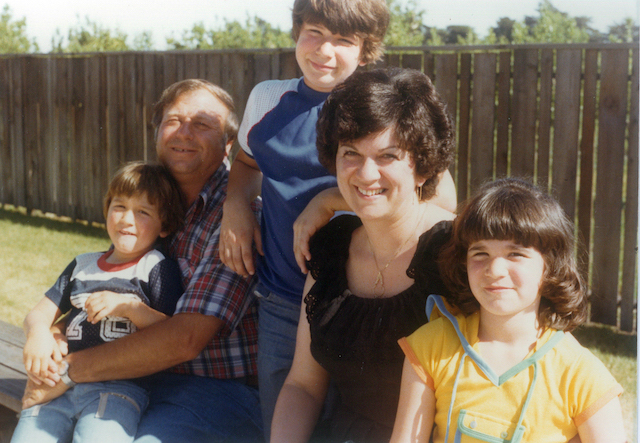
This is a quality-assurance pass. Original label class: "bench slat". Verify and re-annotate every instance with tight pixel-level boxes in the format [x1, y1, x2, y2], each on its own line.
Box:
[0, 322, 25, 348]
[0, 321, 27, 413]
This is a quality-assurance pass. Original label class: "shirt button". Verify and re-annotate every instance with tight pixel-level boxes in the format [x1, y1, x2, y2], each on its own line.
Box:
[469, 420, 477, 429]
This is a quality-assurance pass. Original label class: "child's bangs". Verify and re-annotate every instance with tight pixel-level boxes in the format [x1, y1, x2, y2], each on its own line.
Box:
[460, 191, 546, 250]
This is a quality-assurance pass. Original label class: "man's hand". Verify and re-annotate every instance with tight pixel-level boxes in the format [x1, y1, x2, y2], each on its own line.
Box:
[220, 200, 263, 277]
[22, 377, 69, 409]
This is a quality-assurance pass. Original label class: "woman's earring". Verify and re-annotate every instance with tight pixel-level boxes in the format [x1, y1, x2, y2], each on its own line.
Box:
[416, 185, 423, 201]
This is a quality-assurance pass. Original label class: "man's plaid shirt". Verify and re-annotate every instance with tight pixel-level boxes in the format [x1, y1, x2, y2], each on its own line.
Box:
[168, 163, 261, 379]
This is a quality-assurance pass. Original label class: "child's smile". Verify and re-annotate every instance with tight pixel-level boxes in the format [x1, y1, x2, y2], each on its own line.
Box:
[106, 193, 168, 264]
[466, 239, 545, 320]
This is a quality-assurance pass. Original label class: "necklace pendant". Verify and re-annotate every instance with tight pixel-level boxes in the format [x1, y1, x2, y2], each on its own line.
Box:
[373, 271, 385, 298]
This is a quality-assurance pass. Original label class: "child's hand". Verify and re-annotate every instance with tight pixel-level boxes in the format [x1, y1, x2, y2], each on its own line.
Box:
[84, 291, 137, 323]
[23, 329, 62, 387]
[22, 377, 69, 409]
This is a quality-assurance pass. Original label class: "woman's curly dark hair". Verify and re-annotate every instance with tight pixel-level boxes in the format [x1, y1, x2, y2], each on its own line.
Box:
[438, 178, 588, 331]
[316, 68, 455, 201]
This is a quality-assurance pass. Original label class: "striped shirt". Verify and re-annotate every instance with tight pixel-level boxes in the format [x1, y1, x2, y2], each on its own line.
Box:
[169, 163, 261, 379]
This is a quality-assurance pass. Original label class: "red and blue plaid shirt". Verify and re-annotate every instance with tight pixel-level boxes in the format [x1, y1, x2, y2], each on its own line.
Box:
[168, 163, 261, 379]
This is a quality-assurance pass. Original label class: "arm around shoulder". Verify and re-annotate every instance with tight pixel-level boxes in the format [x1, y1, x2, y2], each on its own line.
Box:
[429, 170, 457, 213]
[293, 186, 350, 274]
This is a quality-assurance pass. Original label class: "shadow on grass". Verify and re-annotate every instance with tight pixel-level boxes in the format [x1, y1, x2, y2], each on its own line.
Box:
[572, 323, 637, 358]
[0, 207, 107, 240]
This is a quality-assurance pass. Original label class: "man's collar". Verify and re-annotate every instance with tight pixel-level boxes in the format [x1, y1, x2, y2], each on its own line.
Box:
[195, 161, 229, 204]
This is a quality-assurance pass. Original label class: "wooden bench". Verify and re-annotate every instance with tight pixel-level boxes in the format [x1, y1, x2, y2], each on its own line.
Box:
[0, 320, 26, 442]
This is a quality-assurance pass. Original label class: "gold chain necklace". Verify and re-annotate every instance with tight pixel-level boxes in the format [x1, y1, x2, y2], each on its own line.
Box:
[367, 212, 423, 298]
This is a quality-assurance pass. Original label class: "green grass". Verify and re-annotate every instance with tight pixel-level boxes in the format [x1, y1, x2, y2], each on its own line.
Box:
[0, 205, 110, 325]
[572, 324, 637, 440]
[0, 205, 636, 440]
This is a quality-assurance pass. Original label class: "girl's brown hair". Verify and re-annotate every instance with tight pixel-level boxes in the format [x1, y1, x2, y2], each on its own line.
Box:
[439, 178, 588, 331]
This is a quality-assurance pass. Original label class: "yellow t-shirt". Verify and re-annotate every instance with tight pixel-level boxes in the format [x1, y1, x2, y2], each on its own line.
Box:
[399, 296, 623, 443]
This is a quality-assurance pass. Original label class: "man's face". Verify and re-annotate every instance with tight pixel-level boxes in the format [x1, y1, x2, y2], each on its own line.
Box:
[156, 89, 231, 182]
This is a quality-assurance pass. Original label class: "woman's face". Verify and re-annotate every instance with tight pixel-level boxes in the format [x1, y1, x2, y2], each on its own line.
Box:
[335, 128, 423, 222]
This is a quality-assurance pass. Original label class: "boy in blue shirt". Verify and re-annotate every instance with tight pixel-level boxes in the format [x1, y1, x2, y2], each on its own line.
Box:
[220, 0, 456, 436]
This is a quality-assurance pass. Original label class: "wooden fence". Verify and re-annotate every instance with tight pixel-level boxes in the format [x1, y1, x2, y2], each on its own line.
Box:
[0, 43, 637, 331]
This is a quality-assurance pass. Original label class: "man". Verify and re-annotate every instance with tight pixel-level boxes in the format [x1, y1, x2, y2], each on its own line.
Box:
[22, 79, 263, 443]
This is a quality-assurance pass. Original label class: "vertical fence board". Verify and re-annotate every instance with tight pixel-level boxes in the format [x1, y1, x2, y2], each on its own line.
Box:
[495, 51, 511, 178]
[469, 53, 497, 190]
[23, 57, 43, 213]
[552, 49, 582, 219]
[457, 53, 472, 200]
[42, 58, 57, 215]
[9, 58, 26, 208]
[279, 51, 299, 79]
[141, 53, 158, 161]
[620, 47, 638, 332]
[591, 48, 629, 325]
[254, 53, 274, 86]
[434, 53, 458, 118]
[578, 49, 598, 268]
[0, 59, 10, 203]
[423, 51, 434, 79]
[402, 53, 422, 71]
[204, 53, 222, 86]
[537, 49, 554, 190]
[86, 56, 105, 222]
[434, 53, 458, 183]
[511, 48, 539, 178]
[55, 57, 72, 216]
[183, 53, 200, 80]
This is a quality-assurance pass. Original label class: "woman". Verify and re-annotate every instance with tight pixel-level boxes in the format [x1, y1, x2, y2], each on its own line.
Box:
[270, 68, 456, 443]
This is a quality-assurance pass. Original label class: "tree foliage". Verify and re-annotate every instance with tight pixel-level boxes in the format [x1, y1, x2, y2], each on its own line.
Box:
[0, 5, 37, 54]
[389, 0, 638, 46]
[384, 0, 428, 46]
[166, 16, 292, 50]
[51, 16, 152, 53]
[1, 0, 637, 54]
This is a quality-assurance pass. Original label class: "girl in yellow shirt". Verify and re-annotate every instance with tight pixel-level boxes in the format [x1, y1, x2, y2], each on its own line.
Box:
[391, 178, 626, 443]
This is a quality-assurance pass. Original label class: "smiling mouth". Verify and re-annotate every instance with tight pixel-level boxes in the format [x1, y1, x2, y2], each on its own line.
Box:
[310, 60, 334, 71]
[358, 187, 384, 196]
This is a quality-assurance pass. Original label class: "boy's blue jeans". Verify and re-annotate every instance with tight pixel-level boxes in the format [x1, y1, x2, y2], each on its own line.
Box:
[11, 380, 147, 443]
[133, 372, 263, 443]
[254, 283, 301, 441]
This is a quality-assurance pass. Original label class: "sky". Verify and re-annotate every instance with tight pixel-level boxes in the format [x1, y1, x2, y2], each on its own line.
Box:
[6, 0, 640, 51]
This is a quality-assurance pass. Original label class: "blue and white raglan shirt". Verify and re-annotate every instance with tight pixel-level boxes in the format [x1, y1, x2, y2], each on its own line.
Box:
[238, 78, 336, 303]
[45, 249, 183, 353]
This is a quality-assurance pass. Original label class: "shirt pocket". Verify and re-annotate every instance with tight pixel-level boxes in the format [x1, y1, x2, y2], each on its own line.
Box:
[456, 409, 526, 442]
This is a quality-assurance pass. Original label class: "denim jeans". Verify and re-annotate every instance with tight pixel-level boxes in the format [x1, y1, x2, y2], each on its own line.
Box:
[254, 282, 301, 441]
[11, 380, 148, 443]
[133, 372, 263, 443]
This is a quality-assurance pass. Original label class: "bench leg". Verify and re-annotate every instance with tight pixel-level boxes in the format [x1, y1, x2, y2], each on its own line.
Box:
[0, 406, 19, 443]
